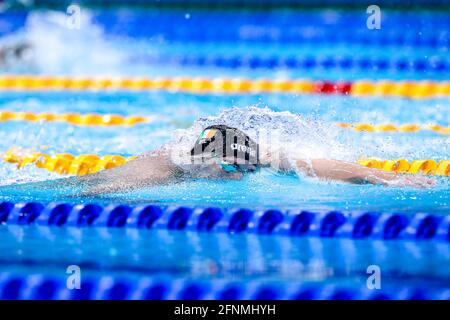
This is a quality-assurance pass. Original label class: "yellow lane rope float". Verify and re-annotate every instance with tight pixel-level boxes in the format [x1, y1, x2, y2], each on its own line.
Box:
[2, 148, 450, 177]
[336, 122, 450, 134]
[3, 148, 136, 176]
[0, 110, 158, 126]
[357, 159, 450, 176]
[1, 76, 450, 99]
[1, 110, 449, 134]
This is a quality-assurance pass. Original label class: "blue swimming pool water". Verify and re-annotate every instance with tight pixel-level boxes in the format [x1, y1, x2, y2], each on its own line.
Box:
[2, 9, 450, 79]
[0, 7, 449, 299]
[0, 91, 448, 212]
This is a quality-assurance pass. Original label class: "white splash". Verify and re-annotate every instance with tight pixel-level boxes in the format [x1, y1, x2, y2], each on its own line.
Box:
[2, 10, 125, 75]
[166, 106, 356, 165]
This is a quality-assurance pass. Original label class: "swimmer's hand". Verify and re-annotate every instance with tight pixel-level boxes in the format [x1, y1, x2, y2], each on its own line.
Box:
[381, 175, 435, 188]
[293, 159, 435, 188]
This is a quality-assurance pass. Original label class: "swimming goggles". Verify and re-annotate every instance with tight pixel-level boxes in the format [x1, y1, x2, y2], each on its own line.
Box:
[213, 157, 258, 173]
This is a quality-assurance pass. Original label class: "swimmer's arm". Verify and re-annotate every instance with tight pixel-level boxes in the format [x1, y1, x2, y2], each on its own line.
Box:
[293, 159, 434, 188]
[76, 152, 184, 196]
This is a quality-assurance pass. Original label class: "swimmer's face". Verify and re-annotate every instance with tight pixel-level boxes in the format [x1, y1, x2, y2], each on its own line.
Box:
[188, 156, 244, 180]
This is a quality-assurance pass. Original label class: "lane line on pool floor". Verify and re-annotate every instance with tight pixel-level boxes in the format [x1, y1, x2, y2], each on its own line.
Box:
[2, 148, 450, 176]
[1, 110, 449, 134]
[1, 76, 450, 99]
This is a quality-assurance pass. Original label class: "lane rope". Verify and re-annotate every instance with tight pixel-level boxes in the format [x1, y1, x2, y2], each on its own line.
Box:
[1, 110, 449, 134]
[357, 158, 450, 176]
[3, 148, 450, 177]
[337, 122, 450, 134]
[0, 202, 448, 243]
[0, 271, 447, 300]
[135, 54, 449, 73]
[1, 76, 450, 99]
[0, 110, 158, 126]
[2, 148, 136, 176]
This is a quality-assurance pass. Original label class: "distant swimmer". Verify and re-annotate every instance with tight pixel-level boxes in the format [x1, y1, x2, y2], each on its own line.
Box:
[46, 123, 433, 196]
[0, 42, 32, 68]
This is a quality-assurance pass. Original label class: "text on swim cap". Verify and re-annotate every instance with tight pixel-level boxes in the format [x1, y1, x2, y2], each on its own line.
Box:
[230, 143, 256, 157]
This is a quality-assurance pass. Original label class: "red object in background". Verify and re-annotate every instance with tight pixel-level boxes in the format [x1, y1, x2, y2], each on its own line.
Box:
[335, 82, 352, 95]
[315, 81, 352, 95]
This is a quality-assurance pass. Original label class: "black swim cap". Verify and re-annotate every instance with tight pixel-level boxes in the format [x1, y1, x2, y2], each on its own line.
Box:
[190, 125, 259, 167]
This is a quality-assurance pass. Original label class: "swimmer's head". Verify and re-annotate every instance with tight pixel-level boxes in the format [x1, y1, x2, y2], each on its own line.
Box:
[190, 125, 260, 173]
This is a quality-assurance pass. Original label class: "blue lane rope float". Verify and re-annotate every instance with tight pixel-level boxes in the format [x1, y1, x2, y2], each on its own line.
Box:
[0, 12, 28, 37]
[0, 202, 448, 242]
[8, 8, 448, 26]
[4, 11, 447, 48]
[113, 26, 449, 49]
[0, 273, 448, 300]
[90, 11, 449, 48]
[133, 54, 449, 73]
[35, 0, 450, 9]
[2, 7, 448, 49]
[121, 26, 448, 49]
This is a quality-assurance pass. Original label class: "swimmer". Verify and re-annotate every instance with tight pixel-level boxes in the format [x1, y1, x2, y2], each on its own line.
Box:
[52, 124, 433, 196]
[0, 42, 32, 68]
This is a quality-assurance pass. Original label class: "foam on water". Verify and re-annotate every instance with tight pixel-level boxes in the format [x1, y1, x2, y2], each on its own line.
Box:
[3, 9, 449, 79]
[1, 10, 124, 74]
[0, 6, 449, 297]
[166, 106, 356, 167]
[0, 105, 448, 209]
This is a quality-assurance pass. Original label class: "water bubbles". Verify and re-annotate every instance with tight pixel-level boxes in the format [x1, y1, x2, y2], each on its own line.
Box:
[6, 10, 126, 75]
[168, 106, 353, 162]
